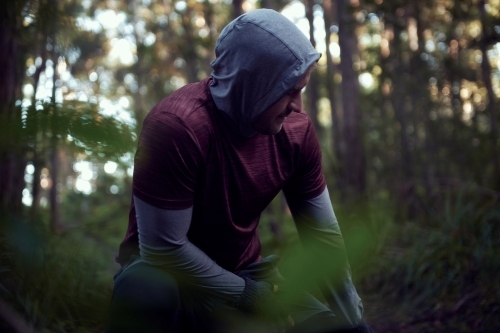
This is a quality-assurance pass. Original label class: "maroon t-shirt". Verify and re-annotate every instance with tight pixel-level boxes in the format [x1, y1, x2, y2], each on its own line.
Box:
[117, 78, 326, 272]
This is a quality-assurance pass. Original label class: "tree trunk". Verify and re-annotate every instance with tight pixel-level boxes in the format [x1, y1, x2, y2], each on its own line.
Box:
[261, 0, 277, 10]
[479, 0, 500, 190]
[233, 0, 242, 19]
[387, 6, 421, 219]
[305, 0, 321, 134]
[127, 0, 147, 136]
[30, 33, 49, 217]
[30, 156, 43, 216]
[180, 10, 200, 84]
[50, 50, 61, 232]
[391, 17, 414, 182]
[337, 0, 366, 197]
[0, 2, 26, 215]
[412, 0, 439, 211]
[323, 0, 342, 178]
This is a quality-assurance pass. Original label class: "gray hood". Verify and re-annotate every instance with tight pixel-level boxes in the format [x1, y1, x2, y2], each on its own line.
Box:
[210, 9, 320, 137]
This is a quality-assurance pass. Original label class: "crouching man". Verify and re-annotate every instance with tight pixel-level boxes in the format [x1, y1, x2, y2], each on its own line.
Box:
[106, 8, 373, 333]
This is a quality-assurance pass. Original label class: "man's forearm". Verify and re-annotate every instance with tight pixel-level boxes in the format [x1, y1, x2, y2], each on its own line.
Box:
[286, 187, 364, 328]
[135, 195, 245, 302]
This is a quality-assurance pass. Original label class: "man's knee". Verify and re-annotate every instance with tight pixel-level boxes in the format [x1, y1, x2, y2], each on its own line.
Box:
[115, 261, 180, 305]
[106, 262, 181, 333]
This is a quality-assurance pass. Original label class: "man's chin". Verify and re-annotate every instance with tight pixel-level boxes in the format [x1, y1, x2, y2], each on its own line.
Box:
[257, 126, 282, 136]
[269, 125, 283, 135]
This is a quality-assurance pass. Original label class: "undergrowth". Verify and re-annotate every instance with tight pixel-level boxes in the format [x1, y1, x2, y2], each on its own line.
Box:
[366, 190, 500, 332]
[0, 216, 113, 332]
[1, 187, 499, 332]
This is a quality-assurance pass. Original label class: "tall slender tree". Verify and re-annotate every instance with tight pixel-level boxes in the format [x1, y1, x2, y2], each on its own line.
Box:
[389, 5, 416, 209]
[322, 0, 342, 179]
[337, 0, 366, 197]
[305, 0, 321, 134]
[479, 0, 500, 190]
[233, 0, 242, 19]
[0, 1, 28, 215]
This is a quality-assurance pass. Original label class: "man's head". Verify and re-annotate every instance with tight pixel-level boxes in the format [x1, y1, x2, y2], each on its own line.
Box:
[252, 66, 314, 135]
[209, 9, 320, 137]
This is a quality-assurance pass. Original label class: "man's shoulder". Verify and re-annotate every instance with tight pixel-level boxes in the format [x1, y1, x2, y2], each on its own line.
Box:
[147, 78, 214, 124]
[137, 78, 217, 159]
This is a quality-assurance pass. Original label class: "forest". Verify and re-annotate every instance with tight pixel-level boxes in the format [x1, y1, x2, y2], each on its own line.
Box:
[1, 0, 499, 332]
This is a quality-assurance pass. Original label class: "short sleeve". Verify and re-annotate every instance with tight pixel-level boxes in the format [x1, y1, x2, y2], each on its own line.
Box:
[283, 118, 326, 202]
[132, 112, 202, 209]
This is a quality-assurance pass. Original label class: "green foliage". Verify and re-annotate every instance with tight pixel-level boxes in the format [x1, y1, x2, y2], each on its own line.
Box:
[60, 170, 131, 248]
[259, 190, 500, 331]
[24, 101, 136, 161]
[0, 216, 113, 332]
[366, 191, 500, 330]
[333, 198, 395, 280]
[258, 193, 395, 303]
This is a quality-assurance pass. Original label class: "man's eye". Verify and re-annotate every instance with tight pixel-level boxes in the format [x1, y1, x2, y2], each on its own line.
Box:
[288, 89, 299, 95]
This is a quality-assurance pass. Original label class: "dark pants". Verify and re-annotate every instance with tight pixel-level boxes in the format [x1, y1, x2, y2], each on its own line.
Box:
[105, 256, 341, 333]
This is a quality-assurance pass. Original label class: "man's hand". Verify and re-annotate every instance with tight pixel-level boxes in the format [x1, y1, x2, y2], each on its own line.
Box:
[235, 277, 294, 332]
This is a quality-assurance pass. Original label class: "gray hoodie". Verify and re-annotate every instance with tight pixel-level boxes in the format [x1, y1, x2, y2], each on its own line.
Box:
[210, 9, 321, 137]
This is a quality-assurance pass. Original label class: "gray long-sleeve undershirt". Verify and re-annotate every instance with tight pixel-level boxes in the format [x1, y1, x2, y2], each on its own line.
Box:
[135, 186, 363, 326]
[135, 195, 245, 303]
[285, 187, 364, 327]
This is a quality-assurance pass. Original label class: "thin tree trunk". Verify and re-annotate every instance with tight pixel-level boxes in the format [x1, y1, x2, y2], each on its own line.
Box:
[0, 2, 26, 214]
[261, 0, 277, 10]
[127, 0, 147, 136]
[305, 0, 321, 134]
[388, 7, 420, 219]
[391, 18, 413, 183]
[413, 0, 437, 207]
[479, 0, 500, 190]
[30, 157, 43, 216]
[233, 0, 242, 19]
[202, 1, 217, 73]
[50, 50, 61, 232]
[337, 0, 365, 197]
[323, 0, 342, 174]
[30, 34, 48, 217]
[180, 11, 200, 84]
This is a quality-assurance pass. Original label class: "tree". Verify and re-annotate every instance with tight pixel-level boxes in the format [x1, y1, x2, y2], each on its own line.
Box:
[0, 0, 28, 216]
[336, 0, 366, 197]
[479, 0, 500, 190]
[305, 0, 321, 134]
[322, 0, 342, 180]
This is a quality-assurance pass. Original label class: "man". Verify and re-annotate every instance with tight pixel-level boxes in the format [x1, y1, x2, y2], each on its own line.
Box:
[106, 9, 372, 333]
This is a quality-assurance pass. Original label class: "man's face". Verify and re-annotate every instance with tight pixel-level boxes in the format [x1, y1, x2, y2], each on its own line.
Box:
[252, 68, 313, 135]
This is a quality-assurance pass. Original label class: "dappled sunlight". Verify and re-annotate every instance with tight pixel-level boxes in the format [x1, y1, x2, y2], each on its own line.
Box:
[318, 97, 332, 127]
[281, 1, 308, 38]
[107, 38, 137, 67]
[358, 72, 375, 90]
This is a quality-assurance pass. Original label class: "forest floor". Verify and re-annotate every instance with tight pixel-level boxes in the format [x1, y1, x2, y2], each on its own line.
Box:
[2, 192, 500, 333]
[362, 277, 500, 333]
